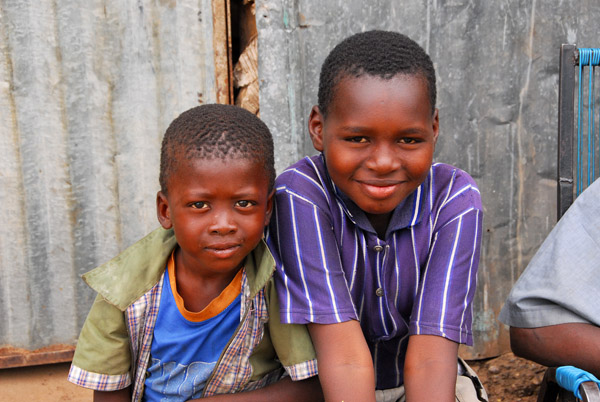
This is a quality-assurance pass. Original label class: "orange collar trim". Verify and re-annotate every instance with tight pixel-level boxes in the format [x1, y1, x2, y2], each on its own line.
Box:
[168, 251, 243, 322]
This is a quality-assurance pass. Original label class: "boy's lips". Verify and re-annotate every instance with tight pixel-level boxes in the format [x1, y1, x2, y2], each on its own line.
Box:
[357, 180, 402, 199]
[205, 243, 241, 258]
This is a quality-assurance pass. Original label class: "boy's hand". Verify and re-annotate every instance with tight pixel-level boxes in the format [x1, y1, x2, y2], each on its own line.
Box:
[404, 335, 458, 402]
[308, 320, 375, 402]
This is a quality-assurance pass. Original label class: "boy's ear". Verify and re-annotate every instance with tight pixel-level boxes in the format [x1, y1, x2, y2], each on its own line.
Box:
[432, 108, 440, 144]
[156, 191, 173, 229]
[263, 189, 275, 227]
[308, 105, 325, 152]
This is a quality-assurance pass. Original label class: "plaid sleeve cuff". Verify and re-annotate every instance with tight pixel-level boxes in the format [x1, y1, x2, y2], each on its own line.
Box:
[68, 364, 131, 391]
[284, 358, 318, 381]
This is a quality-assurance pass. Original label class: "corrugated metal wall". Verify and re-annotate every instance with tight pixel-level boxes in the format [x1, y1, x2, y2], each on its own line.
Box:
[0, 0, 217, 353]
[256, 0, 600, 358]
[3, 0, 600, 362]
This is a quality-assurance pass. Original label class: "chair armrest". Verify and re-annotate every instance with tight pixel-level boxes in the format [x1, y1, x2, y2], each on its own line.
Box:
[537, 367, 600, 402]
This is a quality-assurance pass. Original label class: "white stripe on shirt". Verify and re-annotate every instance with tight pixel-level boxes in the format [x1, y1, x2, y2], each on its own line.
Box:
[440, 215, 463, 335]
[314, 204, 342, 323]
[459, 211, 480, 344]
[289, 193, 315, 321]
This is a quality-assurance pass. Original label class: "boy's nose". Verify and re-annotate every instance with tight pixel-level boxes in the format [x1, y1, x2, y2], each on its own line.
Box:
[365, 144, 401, 173]
[209, 212, 237, 234]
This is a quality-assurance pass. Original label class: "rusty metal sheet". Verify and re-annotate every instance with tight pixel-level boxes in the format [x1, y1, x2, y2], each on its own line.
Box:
[0, 345, 74, 369]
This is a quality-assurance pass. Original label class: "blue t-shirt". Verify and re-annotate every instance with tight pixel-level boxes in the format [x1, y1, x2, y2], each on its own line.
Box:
[143, 264, 242, 401]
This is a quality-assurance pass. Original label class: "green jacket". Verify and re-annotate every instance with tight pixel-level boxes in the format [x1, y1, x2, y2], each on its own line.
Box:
[69, 227, 317, 401]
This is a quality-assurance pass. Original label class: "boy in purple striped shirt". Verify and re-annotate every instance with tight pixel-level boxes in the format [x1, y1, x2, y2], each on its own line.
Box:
[267, 31, 487, 401]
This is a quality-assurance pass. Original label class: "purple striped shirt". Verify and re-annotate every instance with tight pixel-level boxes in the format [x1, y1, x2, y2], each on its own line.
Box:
[267, 155, 482, 389]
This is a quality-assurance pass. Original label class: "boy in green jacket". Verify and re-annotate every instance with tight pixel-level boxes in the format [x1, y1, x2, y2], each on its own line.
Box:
[68, 105, 321, 401]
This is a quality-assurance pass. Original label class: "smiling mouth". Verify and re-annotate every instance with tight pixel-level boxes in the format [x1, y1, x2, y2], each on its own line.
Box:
[358, 180, 402, 199]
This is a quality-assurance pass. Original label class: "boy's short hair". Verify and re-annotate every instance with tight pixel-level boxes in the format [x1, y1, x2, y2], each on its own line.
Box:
[318, 30, 437, 117]
[159, 104, 275, 194]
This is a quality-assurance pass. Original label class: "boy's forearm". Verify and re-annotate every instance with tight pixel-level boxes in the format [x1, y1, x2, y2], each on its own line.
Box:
[308, 321, 376, 402]
[316, 359, 374, 402]
[404, 335, 458, 402]
[93, 387, 131, 402]
[510, 323, 600, 377]
[192, 376, 323, 402]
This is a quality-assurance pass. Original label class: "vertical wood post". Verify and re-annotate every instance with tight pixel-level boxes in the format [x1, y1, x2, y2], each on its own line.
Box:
[557, 44, 577, 219]
[212, 0, 233, 104]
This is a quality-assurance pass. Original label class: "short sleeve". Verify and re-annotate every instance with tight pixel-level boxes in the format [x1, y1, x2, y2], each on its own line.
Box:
[269, 175, 357, 325]
[68, 293, 132, 390]
[499, 179, 600, 328]
[409, 170, 483, 345]
[265, 281, 318, 381]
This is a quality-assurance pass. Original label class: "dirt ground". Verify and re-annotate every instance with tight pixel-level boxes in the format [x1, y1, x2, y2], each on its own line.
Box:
[0, 353, 545, 401]
[0, 362, 92, 401]
[469, 352, 547, 401]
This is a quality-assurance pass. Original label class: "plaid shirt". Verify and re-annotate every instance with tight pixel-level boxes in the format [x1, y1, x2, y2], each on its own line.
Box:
[69, 229, 317, 401]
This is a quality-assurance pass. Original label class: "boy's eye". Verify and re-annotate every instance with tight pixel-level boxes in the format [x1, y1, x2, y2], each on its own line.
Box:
[346, 136, 368, 143]
[399, 137, 419, 144]
[235, 200, 255, 208]
[191, 201, 208, 209]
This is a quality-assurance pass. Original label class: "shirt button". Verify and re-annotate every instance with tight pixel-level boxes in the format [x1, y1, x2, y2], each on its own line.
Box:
[376, 287, 384, 297]
[373, 245, 384, 252]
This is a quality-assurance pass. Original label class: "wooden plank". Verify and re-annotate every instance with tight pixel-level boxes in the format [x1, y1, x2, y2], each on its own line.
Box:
[0, 345, 75, 369]
[212, 0, 232, 104]
[557, 44, 577, 220]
